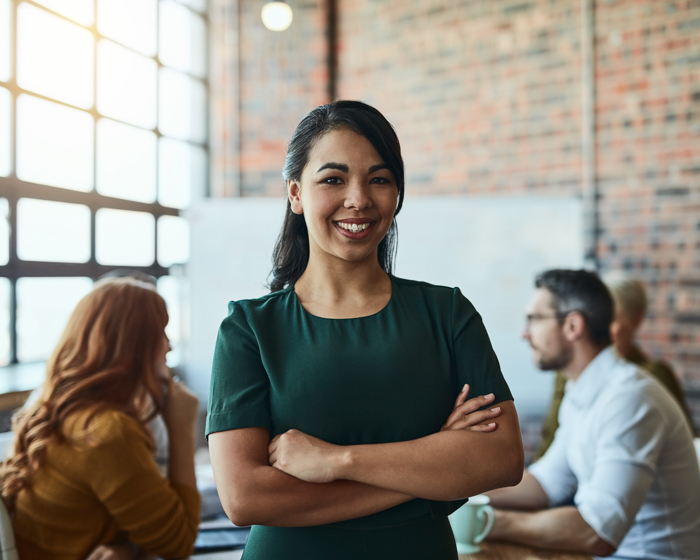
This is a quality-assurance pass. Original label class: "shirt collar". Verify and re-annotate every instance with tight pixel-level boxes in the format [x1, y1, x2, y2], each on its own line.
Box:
[566, 345, 618, 408]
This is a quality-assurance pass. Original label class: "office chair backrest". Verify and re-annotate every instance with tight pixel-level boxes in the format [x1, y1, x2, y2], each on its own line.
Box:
[0, 498, 18, 560]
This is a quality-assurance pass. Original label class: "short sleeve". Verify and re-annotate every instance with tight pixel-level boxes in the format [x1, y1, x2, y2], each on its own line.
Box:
[206, 301, 272, 436]
[452, 288, 513, 405]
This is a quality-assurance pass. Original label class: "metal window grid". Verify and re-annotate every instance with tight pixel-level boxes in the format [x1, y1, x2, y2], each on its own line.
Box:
[0, 0, 209, 365]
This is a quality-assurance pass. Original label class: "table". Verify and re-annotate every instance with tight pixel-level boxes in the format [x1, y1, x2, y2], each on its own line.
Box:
[191, 541, 592, 559]
[459, 541, 592, 559]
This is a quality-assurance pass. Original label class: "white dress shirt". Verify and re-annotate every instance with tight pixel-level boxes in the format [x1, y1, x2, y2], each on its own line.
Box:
[529, 346, 700, 559]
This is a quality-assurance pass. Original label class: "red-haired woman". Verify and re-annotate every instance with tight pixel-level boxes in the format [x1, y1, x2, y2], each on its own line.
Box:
[0, 278, 201, 560]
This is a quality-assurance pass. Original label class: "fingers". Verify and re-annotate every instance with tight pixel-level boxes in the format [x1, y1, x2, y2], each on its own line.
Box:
[85, 546, 110, 560]
[446, 407, 501, 431]
[443, 392, 496, 430]
[444, 385, 471, 428]
[453, 384, 470, 409]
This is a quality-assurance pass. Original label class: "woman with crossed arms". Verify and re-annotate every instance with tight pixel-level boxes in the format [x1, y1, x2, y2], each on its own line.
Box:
[207, 101, 523, 559]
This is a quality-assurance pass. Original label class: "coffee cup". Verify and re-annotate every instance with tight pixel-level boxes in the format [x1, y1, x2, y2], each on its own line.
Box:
[448, 495, 494, 554]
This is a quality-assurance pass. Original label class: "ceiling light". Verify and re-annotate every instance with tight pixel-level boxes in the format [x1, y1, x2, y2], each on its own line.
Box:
[261, 2, 293, 32]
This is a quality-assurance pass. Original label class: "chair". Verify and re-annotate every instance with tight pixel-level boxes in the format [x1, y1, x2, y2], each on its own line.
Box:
[0, 499, 18, 560]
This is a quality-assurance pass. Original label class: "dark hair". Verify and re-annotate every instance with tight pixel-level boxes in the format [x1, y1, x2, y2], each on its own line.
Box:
[535, 269, 614, 347]
[268, 100, 405, 292]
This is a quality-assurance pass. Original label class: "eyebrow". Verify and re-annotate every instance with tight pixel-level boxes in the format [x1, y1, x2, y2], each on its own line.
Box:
[316, 162, 389, 174]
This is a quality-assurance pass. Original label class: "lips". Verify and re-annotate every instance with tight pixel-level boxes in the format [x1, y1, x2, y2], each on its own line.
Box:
[333, 219, 375, 239]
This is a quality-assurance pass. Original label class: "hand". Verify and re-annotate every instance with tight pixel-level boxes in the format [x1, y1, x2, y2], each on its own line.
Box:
[162, 377, 199, 434]
[85, 543, 138, 560]
[268, 429, 341, 483]
[440, 384, 502, 432]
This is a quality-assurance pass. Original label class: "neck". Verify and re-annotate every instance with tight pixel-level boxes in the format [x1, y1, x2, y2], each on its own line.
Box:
[560, 341, 607, 382]
[295, 247, 390, 309]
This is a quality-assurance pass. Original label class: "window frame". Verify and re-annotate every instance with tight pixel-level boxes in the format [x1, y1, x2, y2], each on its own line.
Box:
[0, 0, 208, 366]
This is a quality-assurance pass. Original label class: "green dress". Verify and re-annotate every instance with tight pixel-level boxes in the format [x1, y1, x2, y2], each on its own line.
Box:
[206, 276, 513, 560]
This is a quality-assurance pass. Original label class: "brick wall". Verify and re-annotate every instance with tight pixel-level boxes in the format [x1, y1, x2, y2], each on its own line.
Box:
[210, 0, 329, 197]
[594, 0, 700, 400]
[337, 0, 584, 197]
[210, 0, 700, 426]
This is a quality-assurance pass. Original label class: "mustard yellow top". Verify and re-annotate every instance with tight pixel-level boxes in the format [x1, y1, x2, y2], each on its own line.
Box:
[13, 409, 201, 560]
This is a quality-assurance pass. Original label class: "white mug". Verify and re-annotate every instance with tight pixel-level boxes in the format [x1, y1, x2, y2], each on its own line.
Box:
[448, 495, 495, 554]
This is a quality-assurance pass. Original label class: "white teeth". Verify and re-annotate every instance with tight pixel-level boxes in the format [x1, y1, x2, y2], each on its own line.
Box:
[337, 222, 370, 232]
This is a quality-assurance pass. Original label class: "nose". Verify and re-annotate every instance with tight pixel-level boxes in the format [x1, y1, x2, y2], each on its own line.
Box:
[344, 180, 372, 211]
[521, 325, 531, 341]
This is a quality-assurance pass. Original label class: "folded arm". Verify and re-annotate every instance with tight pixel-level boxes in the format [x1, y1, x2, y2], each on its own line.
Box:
[324, 400, 522, 500]
[211, 388, 513, 527]
[210, 427, 413, 527]
[269, 398, 523, 502]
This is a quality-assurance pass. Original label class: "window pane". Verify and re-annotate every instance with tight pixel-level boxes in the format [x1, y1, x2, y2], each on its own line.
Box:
[97, 0, 157, 57]
[32, 0, 94, 26]
[0, 86, 10, 177]
[159, 138, 206, 209]
[0, 198, 8, 265]
[17, 198, 91, 263]
[157, 275, 188, 367]
[157, 216, 189, 267]
[0, 278, 9, 366]
[16, 94, 94, 191]
[160, 0, 207, 78]
[0, 0, 10, 82]
[97, 40, 157, 130]
[17, 3, 94, 109]
[96, 209, 155, 266]
[159, 68, 207, 143]
[16, 277, 93, 362]
[174, 0, 207, 14]
[97, 119, 157, 203]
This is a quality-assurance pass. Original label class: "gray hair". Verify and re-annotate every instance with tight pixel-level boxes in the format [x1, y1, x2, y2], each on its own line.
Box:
[602, 271, 647, 319]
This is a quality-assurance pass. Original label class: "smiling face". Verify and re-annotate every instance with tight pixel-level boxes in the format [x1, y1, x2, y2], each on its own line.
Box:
[288, 128, 399, 267]
[522, 288, 573, 371]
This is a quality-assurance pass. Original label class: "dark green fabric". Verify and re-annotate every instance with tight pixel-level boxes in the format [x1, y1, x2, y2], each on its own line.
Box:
[536, 343, 693, 460]
[206, 276, 512, 556]
[241, 517, 458, 560]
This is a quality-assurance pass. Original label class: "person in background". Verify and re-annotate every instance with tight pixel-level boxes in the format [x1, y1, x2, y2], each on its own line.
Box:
[0, 278, 201, 560]
[536, 271, 692, 460]
[486, 269, 700, 558]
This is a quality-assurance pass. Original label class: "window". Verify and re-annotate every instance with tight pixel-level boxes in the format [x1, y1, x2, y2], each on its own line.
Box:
[0, 0, 207, 370]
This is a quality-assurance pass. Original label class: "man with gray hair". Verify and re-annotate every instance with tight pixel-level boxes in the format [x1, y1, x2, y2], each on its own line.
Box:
[485, 269, 700, 558]
[536, 271, 691, 459]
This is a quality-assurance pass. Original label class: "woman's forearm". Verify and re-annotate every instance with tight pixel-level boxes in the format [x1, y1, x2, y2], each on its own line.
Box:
[232, 464, 412, 527]
[209, 429, 412, 527]
[332, 401, 523, 501]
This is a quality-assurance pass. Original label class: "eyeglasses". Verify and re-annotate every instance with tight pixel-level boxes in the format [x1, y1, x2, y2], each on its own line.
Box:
[524, 313, 560, 325]
[524, 310, 578, 327]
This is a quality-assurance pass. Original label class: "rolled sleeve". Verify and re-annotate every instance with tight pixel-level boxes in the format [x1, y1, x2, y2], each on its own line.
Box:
[528, 426, 577, 506]
[573, 394, 665, 547]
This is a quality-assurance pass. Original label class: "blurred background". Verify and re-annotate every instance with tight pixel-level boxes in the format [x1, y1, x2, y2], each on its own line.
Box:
[0, 0, 698, 459]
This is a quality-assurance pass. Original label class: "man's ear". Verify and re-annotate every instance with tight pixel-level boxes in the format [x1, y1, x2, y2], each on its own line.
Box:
[288, 180, 303, 215]
[563, 311, 586, 342]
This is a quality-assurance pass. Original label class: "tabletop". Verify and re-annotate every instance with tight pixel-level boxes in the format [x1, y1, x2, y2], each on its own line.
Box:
[190, 541, 593, 560]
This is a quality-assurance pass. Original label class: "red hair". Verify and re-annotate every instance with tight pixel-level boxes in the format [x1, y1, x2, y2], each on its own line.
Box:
[0, 277, 169, 509]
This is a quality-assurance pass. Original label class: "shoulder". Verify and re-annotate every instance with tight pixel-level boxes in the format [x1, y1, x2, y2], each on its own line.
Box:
[391, 276, 476, 311]
[597, 361, 682, 425]
[219, 288, 295, 330]
[64, 408, 147, 447]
